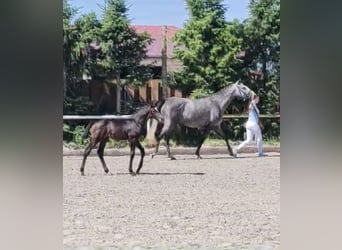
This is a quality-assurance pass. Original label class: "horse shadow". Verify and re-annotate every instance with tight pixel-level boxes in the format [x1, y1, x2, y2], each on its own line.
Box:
[116, 172, 205, 176]
[168, 154, 280, 160]
[150, 154, 280, 161]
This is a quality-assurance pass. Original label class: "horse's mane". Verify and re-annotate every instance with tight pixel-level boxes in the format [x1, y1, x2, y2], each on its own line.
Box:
[211, 83, 236, 97]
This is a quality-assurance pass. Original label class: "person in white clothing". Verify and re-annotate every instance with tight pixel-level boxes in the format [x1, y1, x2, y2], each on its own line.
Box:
[233, 93, 267, 157]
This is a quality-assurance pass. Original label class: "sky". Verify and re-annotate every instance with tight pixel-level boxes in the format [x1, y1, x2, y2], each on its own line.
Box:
[69, 0, 250, 27]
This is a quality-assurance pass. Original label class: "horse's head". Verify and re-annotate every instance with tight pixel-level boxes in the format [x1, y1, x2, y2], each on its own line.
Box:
[233, 80, 253, 101]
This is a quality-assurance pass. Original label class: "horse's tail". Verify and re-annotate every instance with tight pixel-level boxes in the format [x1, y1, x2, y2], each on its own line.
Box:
[82, 122, 93, 139]
[146, 99, 166, 147]
[146, 118, 159, 146]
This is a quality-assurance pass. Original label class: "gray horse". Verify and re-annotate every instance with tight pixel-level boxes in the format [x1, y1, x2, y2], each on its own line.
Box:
[149, 81, 253, 160]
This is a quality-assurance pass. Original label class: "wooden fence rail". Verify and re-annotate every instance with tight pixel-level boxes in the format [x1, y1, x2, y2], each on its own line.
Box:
[63, 114, 280, 120]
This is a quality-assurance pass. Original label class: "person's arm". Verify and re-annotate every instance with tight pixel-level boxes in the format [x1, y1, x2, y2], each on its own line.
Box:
[254, 104, 264, 130]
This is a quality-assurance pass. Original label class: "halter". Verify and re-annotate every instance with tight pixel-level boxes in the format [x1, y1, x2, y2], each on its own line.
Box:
[236, 83, 250, 101]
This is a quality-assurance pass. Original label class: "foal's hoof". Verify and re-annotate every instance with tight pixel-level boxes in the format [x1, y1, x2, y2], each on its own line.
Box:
[170, 155, 176, 160]
[81, 172, 85, 176]
[197, 155, 203, 159]
[129, 171, 136, 176]
[151, 153, 155, 159]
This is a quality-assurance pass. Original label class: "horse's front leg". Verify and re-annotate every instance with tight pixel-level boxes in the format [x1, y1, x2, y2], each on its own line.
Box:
[135, 140, 145, 174]
[213, 125, 234, 156]
[128, 141, 136, 176]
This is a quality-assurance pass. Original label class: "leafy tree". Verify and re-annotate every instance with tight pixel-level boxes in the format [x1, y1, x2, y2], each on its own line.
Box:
[63, 0, 81, 97]
[98, 0, 152, 112]
[236, 0, 280, 138]
[173, 0, 243, 98]
[73, 12, 102, 78]
[244, 0, 280, 85]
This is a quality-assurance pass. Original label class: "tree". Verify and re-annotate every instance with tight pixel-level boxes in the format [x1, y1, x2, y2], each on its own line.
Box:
[63, 0, 81, 97]
[173, 0, 243, 98]
[98, 0, 152, 113]
[73, 12, 102, 79]
[244, 0, 280, 85]
[239, 0, 280, 138]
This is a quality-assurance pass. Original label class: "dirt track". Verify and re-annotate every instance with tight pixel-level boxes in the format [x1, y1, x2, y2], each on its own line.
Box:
[63, 152, 280, 250]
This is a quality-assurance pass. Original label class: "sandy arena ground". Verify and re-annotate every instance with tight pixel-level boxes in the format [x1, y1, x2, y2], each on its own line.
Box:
[63, 152, 280, 250]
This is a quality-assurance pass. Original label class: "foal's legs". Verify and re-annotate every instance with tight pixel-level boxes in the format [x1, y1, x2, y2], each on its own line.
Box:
[195, 127, 210, 159]
[80, 140, 97, 176]
[128, 141, 136, 176]
[97, 138, 109, 174]
[213, 125, 234, 156]
[135, 140, 145, 174]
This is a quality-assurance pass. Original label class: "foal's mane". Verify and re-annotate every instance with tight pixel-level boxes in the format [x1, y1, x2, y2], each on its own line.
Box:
[132, 105, 150, 120]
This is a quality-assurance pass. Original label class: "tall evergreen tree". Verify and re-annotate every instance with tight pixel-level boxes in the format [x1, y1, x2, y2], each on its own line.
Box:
[173, 0, 242, 98]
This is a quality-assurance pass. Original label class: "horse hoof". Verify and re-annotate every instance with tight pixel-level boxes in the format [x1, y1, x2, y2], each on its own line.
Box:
[170, 156, 176, 160]
[81, 172, 85, 176]
[104, 169, 109, 174]
[130, 172, 136, 176]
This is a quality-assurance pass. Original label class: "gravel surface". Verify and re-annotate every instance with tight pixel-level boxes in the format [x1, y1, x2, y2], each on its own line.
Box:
[63, 152, 280, 250]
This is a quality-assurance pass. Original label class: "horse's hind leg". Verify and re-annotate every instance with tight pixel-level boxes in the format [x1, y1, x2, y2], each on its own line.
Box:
[80, 141, 97, 176]
[97, 138, 109, 174]
[151, 141, 160, 159]
[157, 121, 176, 160]
[165, 135, 176, 160]
[151, 122, 163, 159]
[195, 128, 210, 159]
[135, 140, 145, 174]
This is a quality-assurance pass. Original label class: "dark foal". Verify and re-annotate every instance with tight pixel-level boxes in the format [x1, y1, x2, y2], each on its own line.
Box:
[80, 105, 162, 176]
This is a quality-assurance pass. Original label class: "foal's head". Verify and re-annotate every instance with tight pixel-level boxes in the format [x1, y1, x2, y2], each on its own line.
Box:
[148, 106, 164, 123]
[133, 105, 153, 123]
[132, 104, 163, 125]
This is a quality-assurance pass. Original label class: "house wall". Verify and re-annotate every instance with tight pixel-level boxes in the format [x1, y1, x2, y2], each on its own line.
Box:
[83, 79, 184, 114]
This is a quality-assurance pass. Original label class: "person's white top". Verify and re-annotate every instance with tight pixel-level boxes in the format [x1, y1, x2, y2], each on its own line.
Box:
[248, 102, 259, 124]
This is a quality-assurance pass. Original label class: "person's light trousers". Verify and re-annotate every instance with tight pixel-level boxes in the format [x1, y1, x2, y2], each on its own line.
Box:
[237, 121, 263, 154]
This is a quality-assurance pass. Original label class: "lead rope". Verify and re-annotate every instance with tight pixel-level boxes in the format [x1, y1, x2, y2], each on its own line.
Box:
[251, 102, 259, 123]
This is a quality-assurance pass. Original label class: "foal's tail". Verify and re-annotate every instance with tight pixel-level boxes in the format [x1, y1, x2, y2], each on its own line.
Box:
[82, 122, 93, 139]
[154, 98, 165, 111]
